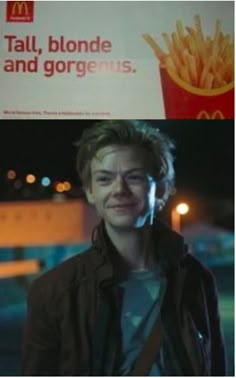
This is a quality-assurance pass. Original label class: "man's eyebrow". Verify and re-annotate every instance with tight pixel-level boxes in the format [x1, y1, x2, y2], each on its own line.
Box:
[92, 168, 145, 175]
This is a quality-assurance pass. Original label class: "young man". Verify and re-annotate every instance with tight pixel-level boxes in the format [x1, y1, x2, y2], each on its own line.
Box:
[22, 120, 226, 376]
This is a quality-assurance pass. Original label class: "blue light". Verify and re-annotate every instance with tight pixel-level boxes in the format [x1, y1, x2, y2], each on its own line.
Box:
[41, 177, 51, 187]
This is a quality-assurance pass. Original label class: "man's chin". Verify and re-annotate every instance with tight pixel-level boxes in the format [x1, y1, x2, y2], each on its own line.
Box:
[105, 217, 145, 231]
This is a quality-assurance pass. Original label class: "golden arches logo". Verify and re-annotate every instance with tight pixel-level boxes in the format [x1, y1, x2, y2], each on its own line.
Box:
[12, 2, 29, 16]
[197, 110, 225, 120]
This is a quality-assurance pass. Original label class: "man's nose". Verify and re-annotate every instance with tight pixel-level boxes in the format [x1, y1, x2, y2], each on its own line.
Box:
[112, 176, 129, 194]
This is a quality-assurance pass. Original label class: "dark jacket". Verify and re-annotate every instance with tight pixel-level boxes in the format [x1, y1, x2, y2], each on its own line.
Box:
[22, 221, 226, 376]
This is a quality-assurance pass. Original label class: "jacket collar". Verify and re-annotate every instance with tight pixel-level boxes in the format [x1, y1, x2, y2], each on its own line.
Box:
[89, 219, 187, 286]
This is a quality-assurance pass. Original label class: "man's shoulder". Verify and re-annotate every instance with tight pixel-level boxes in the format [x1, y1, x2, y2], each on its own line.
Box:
[182, 252, 215, 284]
[29, 245, 99, 298]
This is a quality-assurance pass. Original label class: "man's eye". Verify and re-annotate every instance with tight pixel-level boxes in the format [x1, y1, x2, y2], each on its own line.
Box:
[127, 175, 145, 181]
[96, 177, 111, 183]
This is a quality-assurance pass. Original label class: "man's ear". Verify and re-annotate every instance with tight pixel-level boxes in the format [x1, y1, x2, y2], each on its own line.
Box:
[84, 186, 95, 205]
[156, 182, 167, 199]
[155, 182, 168, 211]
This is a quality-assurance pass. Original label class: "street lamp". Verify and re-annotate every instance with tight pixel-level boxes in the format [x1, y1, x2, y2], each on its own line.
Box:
[171, 202, 189, 233]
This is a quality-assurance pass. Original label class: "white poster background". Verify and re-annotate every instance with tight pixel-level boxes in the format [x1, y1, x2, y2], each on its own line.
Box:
[0, 1, 234, 119]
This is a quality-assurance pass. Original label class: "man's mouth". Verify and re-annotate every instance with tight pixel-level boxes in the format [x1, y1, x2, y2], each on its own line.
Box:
[109, 203, 136, 208]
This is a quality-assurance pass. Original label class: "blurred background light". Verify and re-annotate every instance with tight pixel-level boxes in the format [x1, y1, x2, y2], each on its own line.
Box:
[41, 177, 51, 187]
[176, 202, 189, 215]
[26, 174, 36, 184]
[63, 181, 71, 191]
[7, 170, 16, 180]
[14, 180, 23, 190]
[55, 182, 65, 193]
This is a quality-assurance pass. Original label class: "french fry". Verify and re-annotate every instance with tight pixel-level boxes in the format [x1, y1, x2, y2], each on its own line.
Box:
[220, 35, 231, 56]
[165, 55, 177, 73]
[176, 20, 185, 42]
[185, 34, 197, 56]
[213, 73, 226, 88]
[194, 15, 204, 43]
[143, 34, 167, 63]
[143, 15, 234, 89]
[171, 32, 186, 65]
[180, 65, 192, 84]
[205, 37, 212, 55]
[223, 58, 234, 82]
[212, 19, 221, 69]
[219, 60, 230, 81]
[204, 72, 214, 88]
[162, 32, 182, 73]
[199, 57, 213, 88]
[186, 26, 207, 65]
[186, 53, 198, 86]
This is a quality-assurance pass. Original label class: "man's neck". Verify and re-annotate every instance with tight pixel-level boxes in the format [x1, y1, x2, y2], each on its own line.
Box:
[105, 223, 155, 270]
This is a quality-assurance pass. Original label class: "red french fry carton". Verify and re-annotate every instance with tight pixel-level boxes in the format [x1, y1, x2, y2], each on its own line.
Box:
[160, 66, 234, 119]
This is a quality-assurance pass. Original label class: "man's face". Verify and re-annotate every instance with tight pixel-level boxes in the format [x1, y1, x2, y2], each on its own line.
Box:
[85, 145, 157, 231]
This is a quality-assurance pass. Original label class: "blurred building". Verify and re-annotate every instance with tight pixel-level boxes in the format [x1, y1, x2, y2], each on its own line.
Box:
[182, 222, 234, 266]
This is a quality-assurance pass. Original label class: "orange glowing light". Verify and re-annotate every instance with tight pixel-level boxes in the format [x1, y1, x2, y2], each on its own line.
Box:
[56, 183, 65, 193]
[64, 181, 71, 191]
[176, 203, 189, 215]
[26, 174, 36, 184]
[7, 170, 16, 180]
[171, 202, 190, 233]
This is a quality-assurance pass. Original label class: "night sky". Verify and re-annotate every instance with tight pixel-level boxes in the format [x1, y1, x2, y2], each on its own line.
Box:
[0, 119, 234, 201]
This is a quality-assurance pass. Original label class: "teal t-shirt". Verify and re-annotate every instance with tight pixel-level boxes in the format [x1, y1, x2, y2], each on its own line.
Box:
[118, 267, 165, 376]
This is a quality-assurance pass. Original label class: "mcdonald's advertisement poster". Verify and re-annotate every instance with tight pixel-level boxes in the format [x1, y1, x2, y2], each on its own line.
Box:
[0, 1, 234, 119]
